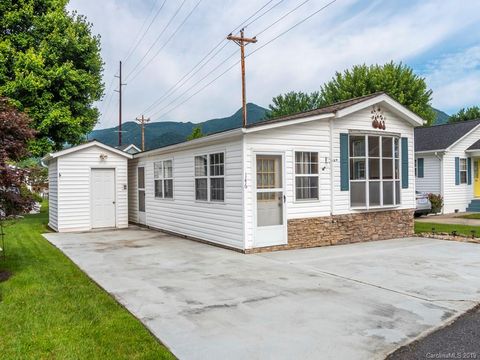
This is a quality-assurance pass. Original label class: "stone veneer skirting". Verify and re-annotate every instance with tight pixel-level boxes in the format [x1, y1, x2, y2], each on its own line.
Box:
[247, 209, 414, 253]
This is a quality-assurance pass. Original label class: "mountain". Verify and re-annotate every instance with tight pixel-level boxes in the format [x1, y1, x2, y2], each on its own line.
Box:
[89, 103, 269, 150]
[432, 108, 450, 125]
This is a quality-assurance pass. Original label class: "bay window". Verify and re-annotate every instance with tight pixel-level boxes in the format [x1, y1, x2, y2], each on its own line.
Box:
[295, 151, 319, 200]
[349, 134, 400, 208]
[154, 160, 173, 199]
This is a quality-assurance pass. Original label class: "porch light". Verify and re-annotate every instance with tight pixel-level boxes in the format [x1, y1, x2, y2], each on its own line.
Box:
[99, 153, 108, 160]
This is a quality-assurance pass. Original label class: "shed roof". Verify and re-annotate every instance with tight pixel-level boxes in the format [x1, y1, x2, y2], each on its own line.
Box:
[42, 140, 133, 163]
[414, 119, 480, 152]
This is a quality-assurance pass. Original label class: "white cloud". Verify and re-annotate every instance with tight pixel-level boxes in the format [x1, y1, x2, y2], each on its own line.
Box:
[67, 0, 480, 128]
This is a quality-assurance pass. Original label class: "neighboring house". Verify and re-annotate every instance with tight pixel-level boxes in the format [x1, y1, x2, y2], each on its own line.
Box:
[415, 118, 480, 214]
[43, 93, 423, 252]
[117, 143, 141, 154]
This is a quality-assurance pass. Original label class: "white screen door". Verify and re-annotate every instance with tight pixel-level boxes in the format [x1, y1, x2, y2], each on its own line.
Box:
[254, 154, 286, 247]
[138, 167, 146, 224]
[91, 168, 116, 228]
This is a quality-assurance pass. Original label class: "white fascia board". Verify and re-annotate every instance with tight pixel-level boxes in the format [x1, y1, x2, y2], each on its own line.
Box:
[415, 150, 447, 155]
[244, 113, 334, 134]
[134, 128, 244, 158]
[335, 94, 425, 127]
[446, 123, 480, 152]
[44, 141, 133, 162]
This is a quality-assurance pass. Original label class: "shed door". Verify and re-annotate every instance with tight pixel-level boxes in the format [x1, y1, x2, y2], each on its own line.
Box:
[91, 169, 116, 228]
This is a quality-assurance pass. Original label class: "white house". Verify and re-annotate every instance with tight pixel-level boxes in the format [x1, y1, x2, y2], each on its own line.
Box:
[415, 118, 480, 214]
[44, 93, 423, 252]
[42, 141, 132, 232]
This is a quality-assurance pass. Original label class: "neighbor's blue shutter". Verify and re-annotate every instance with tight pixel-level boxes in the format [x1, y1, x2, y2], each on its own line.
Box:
[455, 157, 460, 185]
[418, 158, 424, 178]
[340, 133, 349, 191]
[468, 157, 472, 185]
[401, 137, 409, 189]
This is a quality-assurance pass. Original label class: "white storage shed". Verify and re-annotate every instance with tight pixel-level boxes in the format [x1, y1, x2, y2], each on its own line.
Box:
[42, 141, 132, 232]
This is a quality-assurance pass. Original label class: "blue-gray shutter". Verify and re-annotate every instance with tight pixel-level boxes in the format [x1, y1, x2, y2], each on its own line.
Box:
[455, 157, 460, 185]
[401, 137, 408, 189]
[417, 158, 424, 178]
[468, 157, 472, 185]
[340, 133, 349, 191]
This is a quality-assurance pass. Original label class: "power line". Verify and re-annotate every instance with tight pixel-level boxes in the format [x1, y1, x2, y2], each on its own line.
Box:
[154, 0, 338, 120]
[123, 0, 168, 64]
[125, 0, 188, 80]
[127, 0, 203, 83]
[254, 0, 311, 38]
[140, 0, 280, 116]
[242, 0, 285, 30]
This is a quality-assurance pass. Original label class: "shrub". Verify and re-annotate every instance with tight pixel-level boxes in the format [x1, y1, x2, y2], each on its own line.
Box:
[428, 193, 443, 214]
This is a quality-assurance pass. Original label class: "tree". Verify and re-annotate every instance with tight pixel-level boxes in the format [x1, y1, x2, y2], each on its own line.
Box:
[186, 126, 204, 141]
[267, 91, 322, 118]
[449, 106, 480, 123]
[319, 62, 435, 124]
[0, 97, 36, 218]
[0, 0, 104, 156]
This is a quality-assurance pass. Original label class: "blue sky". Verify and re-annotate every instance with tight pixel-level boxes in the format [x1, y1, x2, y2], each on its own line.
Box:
[67, 0, 480, 129]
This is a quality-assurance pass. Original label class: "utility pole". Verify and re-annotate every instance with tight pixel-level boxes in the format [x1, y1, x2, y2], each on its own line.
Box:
[114, 61, 127, 146]
[227, 29, 257, 128]
[135, 115, 150, 151]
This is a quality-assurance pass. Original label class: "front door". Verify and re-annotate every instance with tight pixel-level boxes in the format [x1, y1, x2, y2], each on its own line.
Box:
[138, 166, 146, 224]
[91, 168, 116, 228]
[254, 154, 286, 247]
[474, 160, 480, 197]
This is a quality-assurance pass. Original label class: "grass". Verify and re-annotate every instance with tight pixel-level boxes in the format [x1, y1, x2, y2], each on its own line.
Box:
[0, 202, 175, 360]
[457, 213, 480, 220]
[415, 221, 480, 238]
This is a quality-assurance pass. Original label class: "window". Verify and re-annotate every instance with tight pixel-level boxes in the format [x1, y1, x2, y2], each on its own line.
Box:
[194, 152, 224, 201]
[349, 135, 400, 208]
[295, 152, 319, 200]
[460, 158, 467, 184]
[154, 160, 173, 199]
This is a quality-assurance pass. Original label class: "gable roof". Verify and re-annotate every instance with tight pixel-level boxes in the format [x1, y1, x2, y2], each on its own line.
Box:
[415, 118, 480, 152]
[136, 92, 424, 158]
[467, 138, 480, 151]
[116, 143, 141, 153]
[42, 140, 133, 163]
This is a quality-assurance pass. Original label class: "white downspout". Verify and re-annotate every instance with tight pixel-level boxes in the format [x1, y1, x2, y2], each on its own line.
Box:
[329, 118, 334, 216]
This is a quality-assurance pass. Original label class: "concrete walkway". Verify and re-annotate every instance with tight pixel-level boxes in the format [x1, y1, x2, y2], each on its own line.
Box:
[44, 229, 480, 360]
[416, 213, 480, 226]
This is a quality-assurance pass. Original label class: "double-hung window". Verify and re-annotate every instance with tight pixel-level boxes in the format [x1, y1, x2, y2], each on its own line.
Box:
[459, 158, 467, 184]
[350, 135, 400, 208]
[295, 152, 319, 200]
[194, 152, 224, 201]
[154, 160, 173, 199]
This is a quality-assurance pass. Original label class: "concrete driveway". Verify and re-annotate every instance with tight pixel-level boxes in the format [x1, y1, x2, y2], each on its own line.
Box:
[44, 229, 480, 360]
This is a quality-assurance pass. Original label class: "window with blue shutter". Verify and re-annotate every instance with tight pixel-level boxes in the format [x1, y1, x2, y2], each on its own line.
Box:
[468, 158, 472, 185]
[417, 158, 424, 178]
[340, 133, 349, 191]
[401, 137, 408, 189]
[455, 157, 460, 185]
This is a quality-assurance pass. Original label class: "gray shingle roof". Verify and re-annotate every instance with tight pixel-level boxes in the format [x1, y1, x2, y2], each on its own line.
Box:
[246, 92, 385, 128]
[467, 139, 480, 150]
[415, 119, 480, 152]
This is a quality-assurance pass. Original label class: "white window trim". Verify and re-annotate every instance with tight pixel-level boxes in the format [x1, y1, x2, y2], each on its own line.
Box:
[194, 151, 225, 203]
[459, 158, 468, 184]
[349, 134, 401, 210]
[294, 150, 320, 202]
[154, 159, 174, 200]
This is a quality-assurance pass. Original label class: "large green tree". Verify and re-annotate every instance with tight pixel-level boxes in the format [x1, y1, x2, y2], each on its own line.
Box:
[267, 91, 322, 118]
[448, 106, 480, 123]
[0, 0, 103, 156]
[267, 62, 436, 125]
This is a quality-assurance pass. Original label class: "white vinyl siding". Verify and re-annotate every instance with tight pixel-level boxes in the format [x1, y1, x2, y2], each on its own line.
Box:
[55, 146, 129, 232]
[131, 139, 244, 249]
[415, 154, 442, 195]
[48, 158, 58, 231]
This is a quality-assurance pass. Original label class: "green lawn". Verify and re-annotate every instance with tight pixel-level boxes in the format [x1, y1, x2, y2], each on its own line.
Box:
[0, 203, 174, 360]
[415, 221, 480, 238]
[457, 213, 480, 220]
